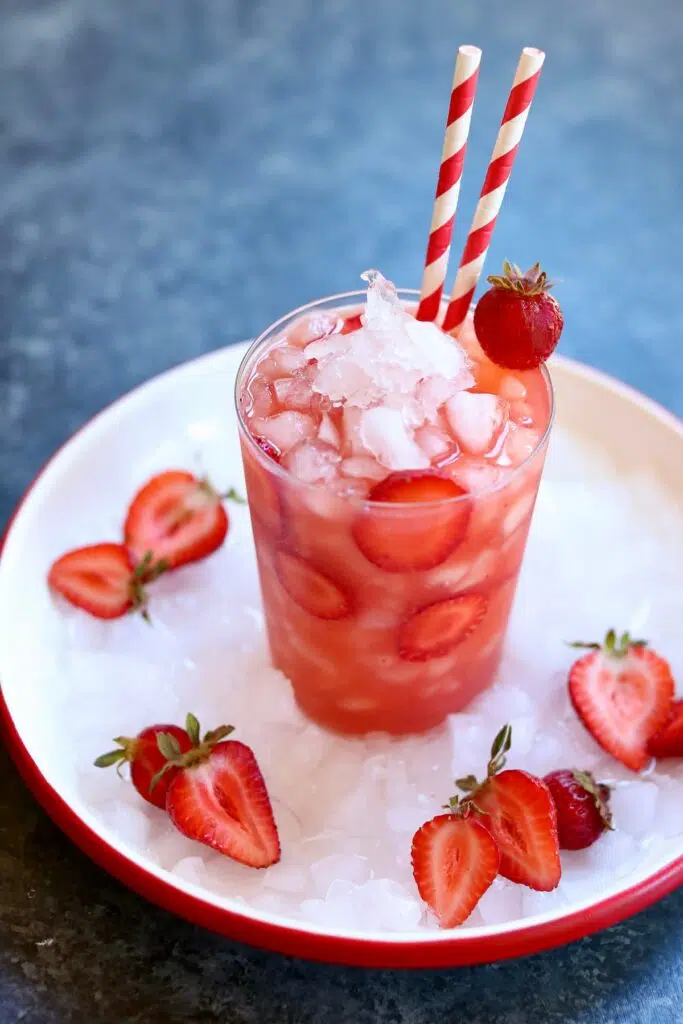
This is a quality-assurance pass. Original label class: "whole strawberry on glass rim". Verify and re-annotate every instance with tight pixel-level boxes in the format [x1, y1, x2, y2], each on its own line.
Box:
[473, 260, 564, 370]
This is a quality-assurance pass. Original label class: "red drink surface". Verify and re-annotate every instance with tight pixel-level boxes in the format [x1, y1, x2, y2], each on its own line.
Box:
[236, 287, 552, 736]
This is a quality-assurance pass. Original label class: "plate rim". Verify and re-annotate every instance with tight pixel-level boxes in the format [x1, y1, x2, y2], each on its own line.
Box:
[1, 345, 682, 969]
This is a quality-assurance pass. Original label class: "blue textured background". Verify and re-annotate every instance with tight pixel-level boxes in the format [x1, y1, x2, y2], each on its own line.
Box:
[1, 1, 682, 1021]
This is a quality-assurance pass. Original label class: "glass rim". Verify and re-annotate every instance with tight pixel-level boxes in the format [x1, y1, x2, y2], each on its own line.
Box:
[234, 288, 555, 509]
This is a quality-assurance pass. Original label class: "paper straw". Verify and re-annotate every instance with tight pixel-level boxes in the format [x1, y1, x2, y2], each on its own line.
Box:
[442, 47, 545, 334]
[416, 45, 482, 322]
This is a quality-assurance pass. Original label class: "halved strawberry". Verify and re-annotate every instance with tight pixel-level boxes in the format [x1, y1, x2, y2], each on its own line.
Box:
[647, 699, 683, 759]
[243, 450, 283, 539]
[162, 714, 280, 868]
[340, 314, 363, 334]
[48, 543, 160, 620]
[411, 815, 499, 928]
[568, 630, 675, 771]
[398, 593, 487, 661]
[124, 471, 229, 570]
[352, 471, 470, 572]
[274, 549, 351, 620]
[95, 723, 193, 809]
[450, 725, 561, 891]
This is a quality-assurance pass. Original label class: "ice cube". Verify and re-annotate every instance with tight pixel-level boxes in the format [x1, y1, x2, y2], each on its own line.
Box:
[415, 375, 462, 423]
[340, 456, 386, 481]
[504, 492, 537, 536]
[477, 877, 523, 925]
[414, 424, 457, 461]
[610, 782, 659, 838]
[273, 345, 308, 374]
[522, 733, 565, 777]
[318, 412, 340, 448]
[250, 411, 317, 455]
[359, 406, 430, 470]
[654, 779, 683, 838]
[263, 860, 309, 893]
[272, 375, 314, 411]
[585, 828, 641, 880]
[386, 802, 431, 835]
[310, 853, 372, 896]
[247, 376, 276, 418]
[445, 392, 508, 456]
[341, 405, 366, 455]
[522, 887, 567, 919]
[356, 878, 422, 931]
[282, 441, 341, 484]
[287, 311, 340, 347]
[503, 424, 541, 466]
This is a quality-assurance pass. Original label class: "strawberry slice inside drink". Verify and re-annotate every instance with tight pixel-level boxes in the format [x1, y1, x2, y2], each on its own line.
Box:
[398, 592, 487, 661]
[353, 471, 471, 572]
[274, 549, 351, 620]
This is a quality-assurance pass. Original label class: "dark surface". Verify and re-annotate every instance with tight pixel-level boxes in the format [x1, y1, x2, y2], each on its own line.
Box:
[1, 1, 683, 1021]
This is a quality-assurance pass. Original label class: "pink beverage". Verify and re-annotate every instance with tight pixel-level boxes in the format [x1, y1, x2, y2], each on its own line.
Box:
[235, 273, 553, 736]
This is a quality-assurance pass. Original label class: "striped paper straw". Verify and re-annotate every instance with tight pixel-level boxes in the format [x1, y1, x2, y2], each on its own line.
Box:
[442, 47, 546, 334]
[416, 45, 481, 322]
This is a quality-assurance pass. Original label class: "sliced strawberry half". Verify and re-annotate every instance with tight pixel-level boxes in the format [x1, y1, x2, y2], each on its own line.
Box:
[474, 770, 561, 891]
[274, 549, 351, 620]
[124, 470, 229, 570]
[398, 593, 487, 661]
[162, 715, 280, 868]
[48, 543, 156, 620]
[568, 630, 675, 771]
[95, 724, 193, 810]
[411, 815, 499, 928]
[647, 699, 683, 759]
[352, 471, 471, 572]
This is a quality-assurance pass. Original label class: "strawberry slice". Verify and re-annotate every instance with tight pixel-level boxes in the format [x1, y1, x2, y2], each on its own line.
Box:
[449, 725, 561, 892]
[474, 771, 561, 890]
[411, 815, 499, 928]
[48, 543, 156, 620]
[352, 471, 470, 572]
[124, 471, 229, 570]
[398, 593, 487, 661]
[274, 549, 351, 620]
[568, 630, 675, 771]
[162, 714, 280, 868]
[340, 314, 363, 334]
[647, 699, 683, 759]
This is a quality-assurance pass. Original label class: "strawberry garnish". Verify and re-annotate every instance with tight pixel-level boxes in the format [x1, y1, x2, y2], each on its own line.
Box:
[352, 471, 470, 572]
[648, 699, 683, 759]
[411, 815, 499, 928]
[48, 543, 164, 620]
[450, 725, 561, 891]
[95, 724, 193, 810]
[274, 549, 351, 620]
[473, 261, 564, 370]
[340, 314, 363, 334]
[398, 593, 487, 661]
[124, 471, 233, 570]
[544, 769, 612, 851]
[568, 630, 675, 772]
[160, 714, 280, 868]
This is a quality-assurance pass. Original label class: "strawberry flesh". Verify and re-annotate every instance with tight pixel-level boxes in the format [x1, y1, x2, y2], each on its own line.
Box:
[166, 740, 280, 868]
[274, 549, 351, 620]
[411, 815, 499, 928]
[352, 471, 471, 572]
[253, 435, 282, 463]
[473, 770, 561, 891]
[398, 593, 487, 661]
[340, 314, 363, 334]
[48, 543, 137, 619]
[648, 699, 683, 759]
[124, 470, 228, 569]
[568, 638, 674, 772]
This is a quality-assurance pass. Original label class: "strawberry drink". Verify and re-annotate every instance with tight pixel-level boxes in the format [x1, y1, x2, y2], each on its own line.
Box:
[236, 269, 555, 735]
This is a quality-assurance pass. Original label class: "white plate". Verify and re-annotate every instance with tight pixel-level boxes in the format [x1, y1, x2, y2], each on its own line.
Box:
[1, 344, 682, 968]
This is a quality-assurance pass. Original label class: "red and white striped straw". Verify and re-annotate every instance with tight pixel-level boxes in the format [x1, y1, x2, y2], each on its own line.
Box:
[416, 45, 481, 322]
[442, 47, 545, 334]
